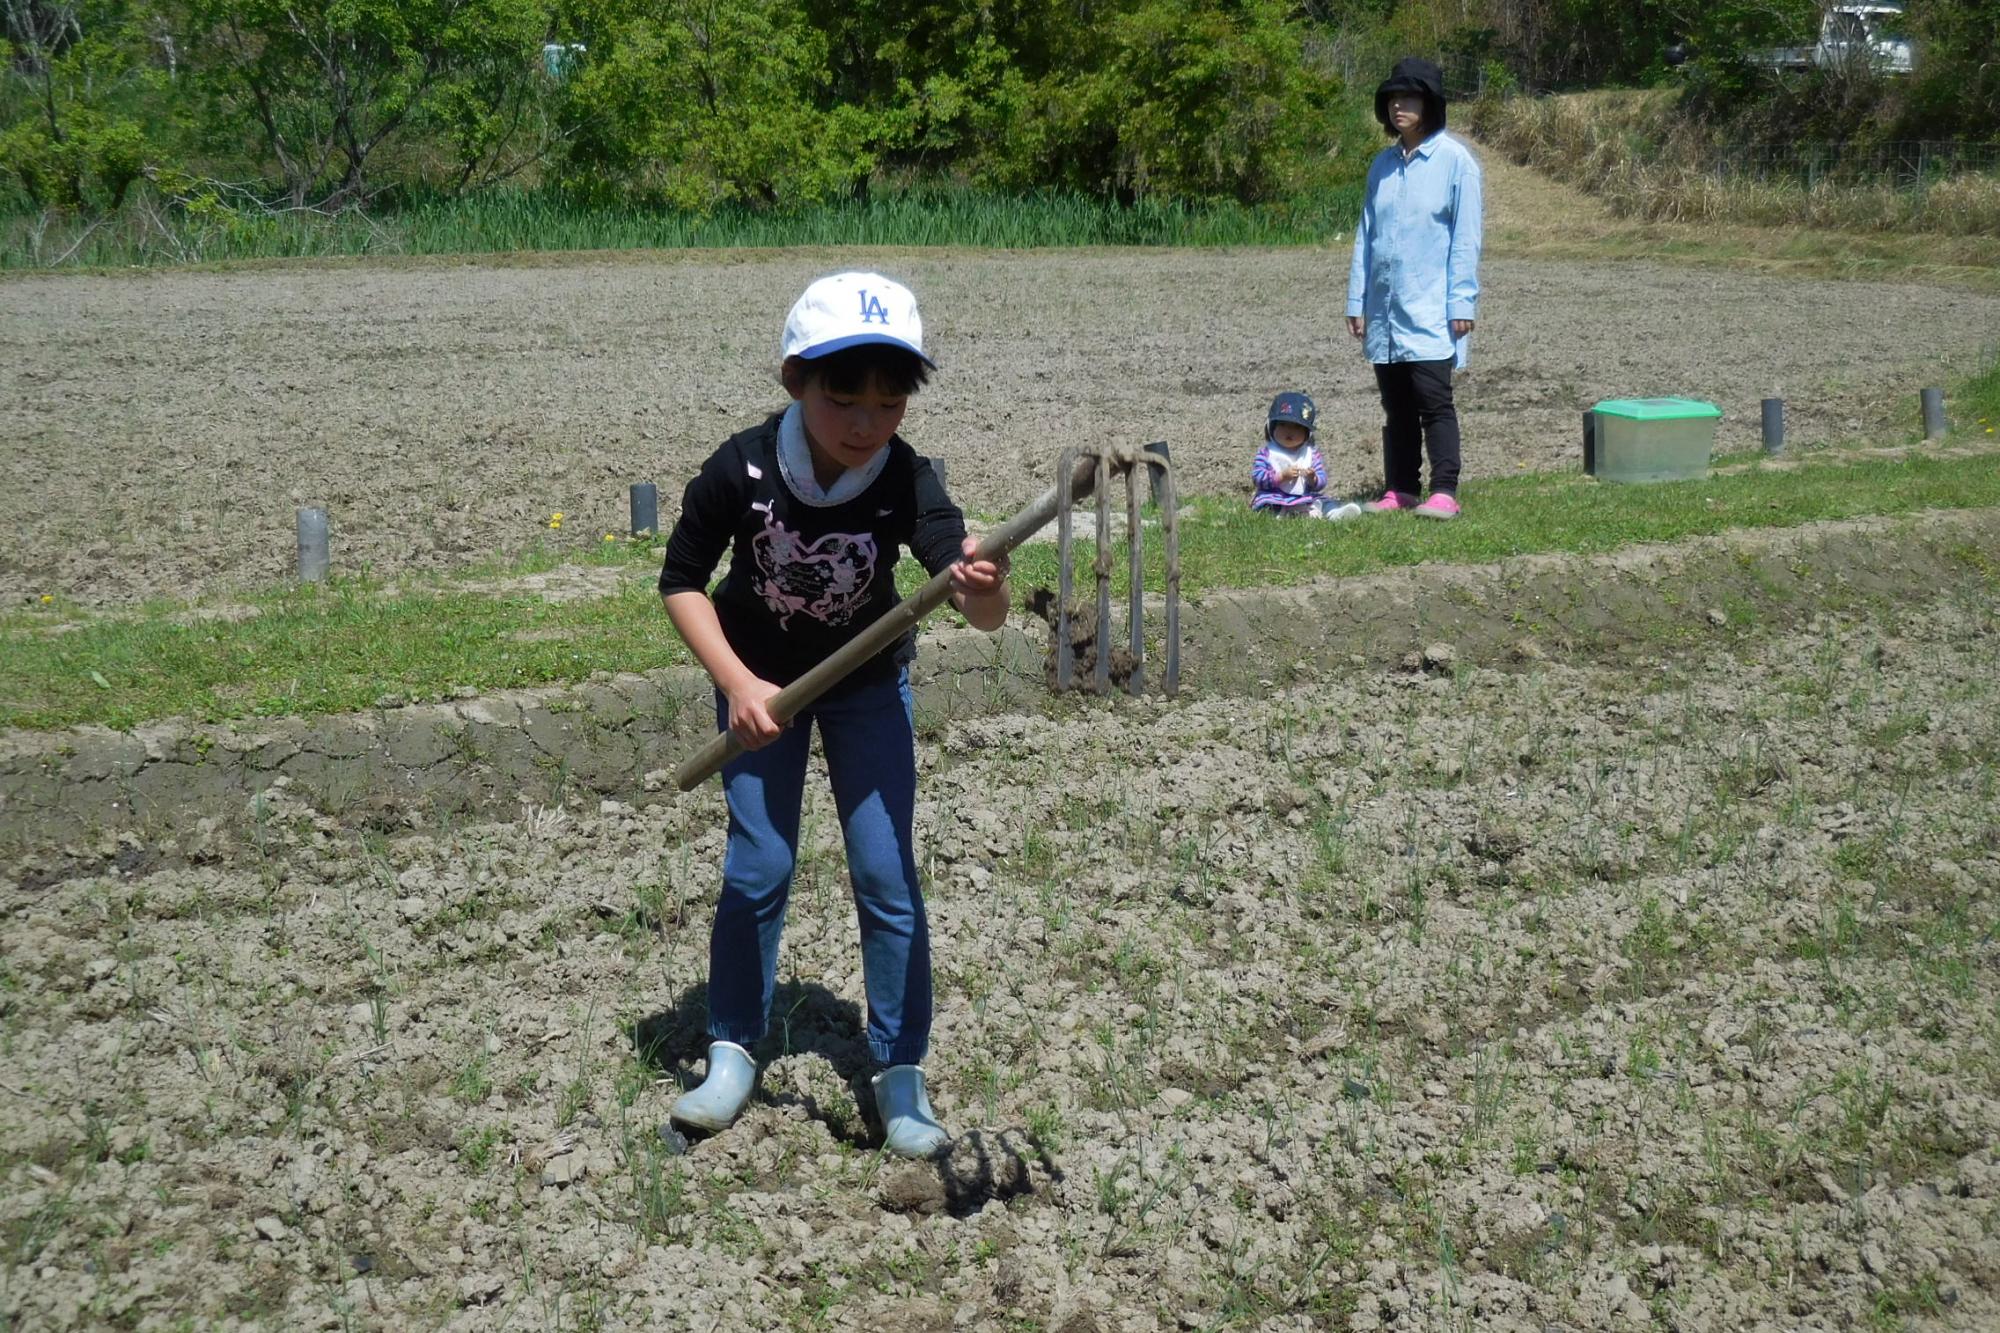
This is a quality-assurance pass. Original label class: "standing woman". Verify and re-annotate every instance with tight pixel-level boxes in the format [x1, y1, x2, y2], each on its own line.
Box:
[1345, 57, 1484, 520]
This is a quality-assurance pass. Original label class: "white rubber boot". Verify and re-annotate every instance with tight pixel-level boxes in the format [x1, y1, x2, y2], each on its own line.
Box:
[872, 1065, 951, 1158]
[668, 1041, 756, 1133]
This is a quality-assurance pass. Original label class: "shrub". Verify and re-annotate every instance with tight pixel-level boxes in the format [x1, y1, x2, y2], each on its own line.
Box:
[0, 111, 149, 212]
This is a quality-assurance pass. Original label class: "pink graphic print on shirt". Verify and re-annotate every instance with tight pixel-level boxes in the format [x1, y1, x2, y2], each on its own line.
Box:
[750, 514, 878, 629]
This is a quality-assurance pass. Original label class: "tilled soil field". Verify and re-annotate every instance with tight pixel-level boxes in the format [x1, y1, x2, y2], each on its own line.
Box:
[5, 249, 1998, 606]
[4, 585, 1997, 1330]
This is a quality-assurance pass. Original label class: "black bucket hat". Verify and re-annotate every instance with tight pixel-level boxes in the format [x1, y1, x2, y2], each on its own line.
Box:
[1375, 56, 1447, 134]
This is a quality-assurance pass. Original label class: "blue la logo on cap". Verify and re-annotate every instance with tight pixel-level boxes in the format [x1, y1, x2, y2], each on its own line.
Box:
[783, 271, 934, 366]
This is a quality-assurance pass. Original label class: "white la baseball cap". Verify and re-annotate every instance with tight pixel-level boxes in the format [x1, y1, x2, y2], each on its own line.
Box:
[781, 271, 935, 367]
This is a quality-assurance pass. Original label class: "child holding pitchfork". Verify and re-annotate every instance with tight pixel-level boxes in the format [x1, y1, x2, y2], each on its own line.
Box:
[657, 271, 1009, 1157]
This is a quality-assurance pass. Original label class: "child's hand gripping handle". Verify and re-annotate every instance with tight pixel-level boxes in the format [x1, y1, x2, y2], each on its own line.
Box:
[673, 454, 1102, 791]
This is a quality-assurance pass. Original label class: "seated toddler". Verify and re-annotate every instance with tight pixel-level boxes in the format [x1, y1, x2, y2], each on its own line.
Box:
[1251, 392, 1361, 520]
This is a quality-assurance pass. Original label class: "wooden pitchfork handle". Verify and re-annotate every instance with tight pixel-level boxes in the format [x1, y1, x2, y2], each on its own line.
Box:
[673, 454, 1103, 791]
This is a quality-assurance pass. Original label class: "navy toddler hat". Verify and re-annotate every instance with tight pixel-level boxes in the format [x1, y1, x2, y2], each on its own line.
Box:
[1267, 392, 1318, 440]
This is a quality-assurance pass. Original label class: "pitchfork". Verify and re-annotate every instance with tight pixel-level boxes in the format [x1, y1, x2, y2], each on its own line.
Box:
[675, 447, 1181, 791]
[1052, 444, 1181, 697]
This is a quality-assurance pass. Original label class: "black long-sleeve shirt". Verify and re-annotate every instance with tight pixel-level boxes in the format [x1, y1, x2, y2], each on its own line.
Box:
[658, 412, 967, 696]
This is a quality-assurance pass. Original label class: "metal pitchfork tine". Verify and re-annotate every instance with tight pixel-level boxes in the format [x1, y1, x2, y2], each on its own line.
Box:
[1055, 444, 1180, 697]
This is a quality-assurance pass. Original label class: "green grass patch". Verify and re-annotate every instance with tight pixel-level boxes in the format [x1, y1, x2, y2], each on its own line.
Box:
[6, 448, 2000, 731]
[1004, 447, 2000, 598]
[1, 570, 685, 730]
[1, 184, 1364, 271]
[1961, 346, 2000, 439]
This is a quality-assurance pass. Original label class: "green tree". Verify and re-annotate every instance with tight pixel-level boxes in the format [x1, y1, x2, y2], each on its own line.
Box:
[0, 0, 159, 211]
[178, 0, 551, 207]
[1091, 0, 1341, 201]
[557, 0, 878, 209]
[801, 0, 1342, 202]
[1898, 0, 2000, 140]
[1440, 0, 1671, 88]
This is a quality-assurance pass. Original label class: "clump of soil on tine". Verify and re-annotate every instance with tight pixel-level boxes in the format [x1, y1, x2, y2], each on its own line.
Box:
[1023, 585, 1140, 689]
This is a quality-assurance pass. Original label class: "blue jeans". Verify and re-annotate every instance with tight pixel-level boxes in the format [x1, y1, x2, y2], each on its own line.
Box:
[707, 670, 931, 1067]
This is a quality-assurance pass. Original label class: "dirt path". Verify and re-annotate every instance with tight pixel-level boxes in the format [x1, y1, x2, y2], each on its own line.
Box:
[6, 248, 1998, 606]
[1473, 130, 1621, 247]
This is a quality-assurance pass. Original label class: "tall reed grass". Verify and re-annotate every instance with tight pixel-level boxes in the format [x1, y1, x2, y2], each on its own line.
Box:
[1469, 91, 2000, 236]
[0, 182, 1365, 270]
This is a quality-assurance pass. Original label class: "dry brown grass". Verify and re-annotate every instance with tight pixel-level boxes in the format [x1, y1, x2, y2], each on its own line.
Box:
[1472, 90, 2000, 237]
[1471, 137, 2000, 293]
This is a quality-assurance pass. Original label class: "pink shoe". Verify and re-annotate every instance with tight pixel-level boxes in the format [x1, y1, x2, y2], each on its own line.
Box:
[1413, 493, 1460, 520]
[1371, 491, 1417, 512]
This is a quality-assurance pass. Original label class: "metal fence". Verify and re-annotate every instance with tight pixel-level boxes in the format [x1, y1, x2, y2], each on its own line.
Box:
[1440, 53, 1497, 104]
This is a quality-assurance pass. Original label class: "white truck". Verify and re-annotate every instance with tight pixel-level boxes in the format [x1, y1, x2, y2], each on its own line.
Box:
[1752, 3, 1915, 74]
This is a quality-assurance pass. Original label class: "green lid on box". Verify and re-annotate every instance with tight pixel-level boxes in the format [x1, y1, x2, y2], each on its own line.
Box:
[1592, 397, 1723, 421]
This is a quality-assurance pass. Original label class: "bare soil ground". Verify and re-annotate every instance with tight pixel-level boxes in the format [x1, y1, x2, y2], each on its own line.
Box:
[6, 222, 2000, 1330]
[4, 583, 1997, 1330]
[5, 246, 1997, 606]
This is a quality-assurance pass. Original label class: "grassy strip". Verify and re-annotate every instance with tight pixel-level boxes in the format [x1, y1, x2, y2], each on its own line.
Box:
[1, 575, 682, 732]
[6, 448, 2000, 732]
[0, 185, 1364, 271]
[1485, 221, 2000, 294]
[1013, 445, 2000, 597]
[1468, 90, 2000, 291]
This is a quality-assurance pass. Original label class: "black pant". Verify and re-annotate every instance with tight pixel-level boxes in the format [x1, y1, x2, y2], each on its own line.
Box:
[1373, 358, 1460, 498]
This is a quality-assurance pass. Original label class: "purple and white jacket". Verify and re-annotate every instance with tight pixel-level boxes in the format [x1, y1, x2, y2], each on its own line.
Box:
[1251, 440, 1329, 512]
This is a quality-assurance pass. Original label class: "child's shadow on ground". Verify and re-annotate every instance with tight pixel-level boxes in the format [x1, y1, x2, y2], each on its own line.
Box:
[628, 985, 1065, 1212]
[629, 980, 877, 1148]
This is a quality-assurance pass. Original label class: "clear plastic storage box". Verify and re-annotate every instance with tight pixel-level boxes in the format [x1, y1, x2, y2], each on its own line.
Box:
[1586, 398, 1723, 482]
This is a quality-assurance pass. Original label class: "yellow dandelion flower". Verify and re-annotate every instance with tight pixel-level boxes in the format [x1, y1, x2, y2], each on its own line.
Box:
[549, 519, 563, 529]
[603, 532, 617, 542]
[40, 593, 53, 604]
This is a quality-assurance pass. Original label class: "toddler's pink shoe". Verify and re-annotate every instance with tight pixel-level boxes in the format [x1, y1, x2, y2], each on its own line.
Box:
[1371, 491, 1418, 512]
[1413, 492, 1460, 520]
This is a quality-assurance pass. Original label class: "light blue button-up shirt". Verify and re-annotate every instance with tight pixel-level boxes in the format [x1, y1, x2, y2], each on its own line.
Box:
[1345, 130, 1484, 367]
